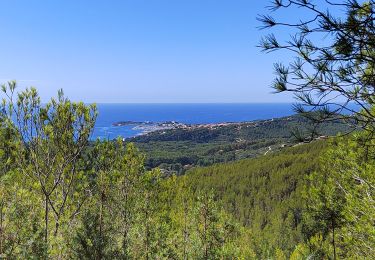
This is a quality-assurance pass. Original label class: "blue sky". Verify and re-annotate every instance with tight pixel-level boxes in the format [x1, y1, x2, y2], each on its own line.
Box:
[0, 0, 311, 103]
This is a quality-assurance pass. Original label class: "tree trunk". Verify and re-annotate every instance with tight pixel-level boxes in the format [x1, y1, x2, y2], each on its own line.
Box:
[204, 204, 208, 260]
[99, 190, 104, 260]
[0, 201, 3, 255]
[183, 201, 188, 260]
[54, 220, 60, 237]
[332, 217, 336, 260]
[145, 194, 150, 260]
[45, 195, 49, 255]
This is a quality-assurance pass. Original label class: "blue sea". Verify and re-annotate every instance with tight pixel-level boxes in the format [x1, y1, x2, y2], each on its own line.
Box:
[92, 103, 295, 140]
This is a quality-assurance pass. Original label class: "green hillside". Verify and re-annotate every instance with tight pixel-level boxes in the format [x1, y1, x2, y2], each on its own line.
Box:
[129, 115, 349, 174]
[1, 84, 372, 258]
[183, 141, 326, 258]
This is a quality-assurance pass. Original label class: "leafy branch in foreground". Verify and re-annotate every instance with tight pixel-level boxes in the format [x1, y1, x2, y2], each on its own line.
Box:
[259, 0, 375, 136]
[1, 81, 97, 256]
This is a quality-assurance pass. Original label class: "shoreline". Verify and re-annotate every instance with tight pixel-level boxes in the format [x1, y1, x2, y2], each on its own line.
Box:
[117, 116, 297, 140]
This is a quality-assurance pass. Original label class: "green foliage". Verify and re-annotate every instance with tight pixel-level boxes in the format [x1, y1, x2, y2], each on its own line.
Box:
[73, 140, 253, 259]
[259, 1, 375, 255]
[304, 132, 375, 258]
[130, 115, 350, 174]
[1, 83, 372, 259]
[72, 210, 116, 259]
[1, 82, 97, 258]
[260, 0, 375, 134]
[183, 141, 326, 258]
[0, 83, 255, 259]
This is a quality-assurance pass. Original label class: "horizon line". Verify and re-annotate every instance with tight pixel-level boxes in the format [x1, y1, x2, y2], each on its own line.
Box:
[86, 102, 295, 105]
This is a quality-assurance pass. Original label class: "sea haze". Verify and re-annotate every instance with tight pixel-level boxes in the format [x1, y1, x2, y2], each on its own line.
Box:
[92, 103, 295, 140]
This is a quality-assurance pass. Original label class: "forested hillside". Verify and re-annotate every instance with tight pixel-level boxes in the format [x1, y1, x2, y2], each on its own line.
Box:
[183, 134, 375, 259]
[1, 0, 374, 258]
[129, 115, 350, 174]
[0, 84, 373, 259]
[183, 141, 326, 258]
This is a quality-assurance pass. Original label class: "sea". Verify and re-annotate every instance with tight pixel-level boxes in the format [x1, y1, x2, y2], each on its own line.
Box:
[92, 103, 295, 140]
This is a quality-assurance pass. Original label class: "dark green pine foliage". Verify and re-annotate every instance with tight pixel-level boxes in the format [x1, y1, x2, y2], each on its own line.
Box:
[72, 211, 116, 260]
[183, 141, 326, 258]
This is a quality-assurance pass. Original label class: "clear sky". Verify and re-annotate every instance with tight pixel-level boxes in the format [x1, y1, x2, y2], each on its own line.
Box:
[0, 0, 306, 103]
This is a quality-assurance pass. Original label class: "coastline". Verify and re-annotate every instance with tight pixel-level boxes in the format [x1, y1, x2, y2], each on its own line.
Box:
[116, 116, 294, 139]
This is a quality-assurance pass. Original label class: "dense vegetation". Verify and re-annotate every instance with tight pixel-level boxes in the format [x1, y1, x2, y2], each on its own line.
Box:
[183, 141, 326, 258]
[0, 83, 374, 258]
[0, 1, 374, 258]
[183, 132, 375, 258]
[130, 115, 350, 174]
[0, 85, 255, 258]
[257, 0, 375, 257]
